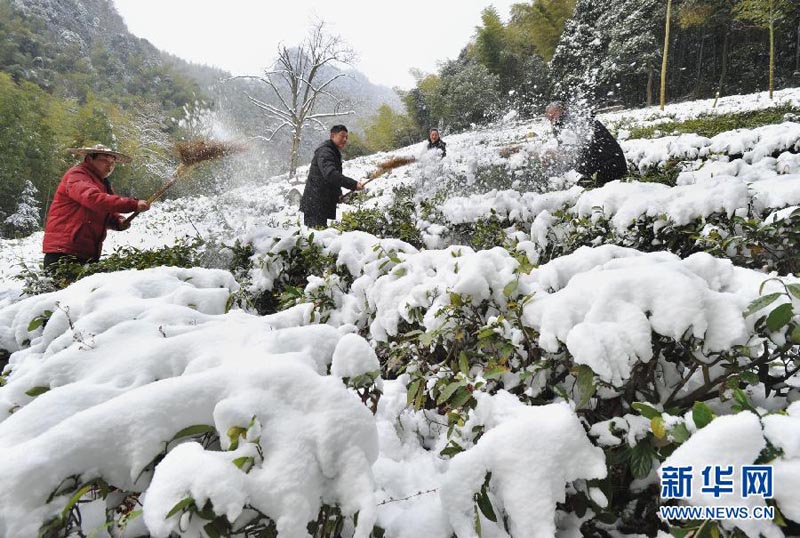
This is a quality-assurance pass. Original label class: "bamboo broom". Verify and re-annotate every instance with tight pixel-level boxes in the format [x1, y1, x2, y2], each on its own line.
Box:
[123, 139, 245, 225]
[339, 155, 416, 204]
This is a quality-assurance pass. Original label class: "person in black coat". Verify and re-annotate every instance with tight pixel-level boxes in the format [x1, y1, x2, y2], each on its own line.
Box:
[299, 125, 363, 228]
[427, 128, 446, 157]
[545, 102, 627, 187]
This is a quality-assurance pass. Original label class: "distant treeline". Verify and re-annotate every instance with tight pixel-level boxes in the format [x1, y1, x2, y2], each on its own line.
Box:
[355, 0, 800, 154]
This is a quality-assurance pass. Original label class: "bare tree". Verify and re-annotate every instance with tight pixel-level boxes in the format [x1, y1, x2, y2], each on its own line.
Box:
[232, 21, 356, 180]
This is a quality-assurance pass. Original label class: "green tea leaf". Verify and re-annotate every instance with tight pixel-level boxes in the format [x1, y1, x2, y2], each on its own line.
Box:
[477, 327, 496, 340]
[740, 371, 759, 385]
[406, 379, 421, 407]
[670, 423, 691, 443]
[60, 484, 93, 520]
[27, 317, 45, 332]
[419, 332, 434, 347]
[204, 522, 222, 538]
[786, 283, 800, 300]
[502, 279, 518, 298]
[440, 440, 464, 458]
[575, 365, 596, 408]
[414, 381, 426, 410]
[692, 402, 714, 429]
[172, 424, 215, 440]
[459, 352, 471, 376]
[629, 442, 655, 478]
[632, 402, 661, 419]
[166, 497, 195, 519]
[437, 381, 465, 405]
[744, 292, 781, 317]
[733, 388, 754, 411]
[232, 456, 254, 472]
[766, 303, 793, 332]
[450, 387, 474, 409]
[25, 386, 49, 397]
[476, 489, 497, 523]
[791, 325, 800, 344]
[227, 426, 247, 451]
[483, 365, 507, 380]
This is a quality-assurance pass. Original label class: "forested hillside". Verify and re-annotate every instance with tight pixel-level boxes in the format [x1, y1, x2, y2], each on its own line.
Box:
[0, 0, 401, 238]
[0, 0, 223, 237]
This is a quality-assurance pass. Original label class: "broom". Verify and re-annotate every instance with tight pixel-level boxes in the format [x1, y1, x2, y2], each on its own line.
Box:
[339, 155, 416, 204]
[123, 139, 245, 225]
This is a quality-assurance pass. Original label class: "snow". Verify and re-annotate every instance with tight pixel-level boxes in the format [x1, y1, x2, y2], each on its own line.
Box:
[1, 86, 800, 537]
[440, 395, 606, 538]
[331, 333, 380, 379]
[763, 402, 800, 523]
[524, 251, 756, 385]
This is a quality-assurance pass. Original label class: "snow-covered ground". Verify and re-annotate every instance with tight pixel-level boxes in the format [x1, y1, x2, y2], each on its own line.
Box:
[3, 87, 799, 283]
[2, 87, 800, 538]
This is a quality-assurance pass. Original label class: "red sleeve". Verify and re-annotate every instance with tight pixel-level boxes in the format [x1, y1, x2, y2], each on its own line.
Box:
[64, 171, 140, 214]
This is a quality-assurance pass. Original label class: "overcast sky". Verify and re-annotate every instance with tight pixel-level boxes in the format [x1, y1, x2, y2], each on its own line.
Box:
[112, 0, 519, 90]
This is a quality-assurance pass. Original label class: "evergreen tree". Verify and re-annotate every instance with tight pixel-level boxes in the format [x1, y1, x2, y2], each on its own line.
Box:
[510, 54, 552, 117]
[600, 0, 663, 105]
[361, 104, 417, 152]
[549, 0, 609, 103]
[3, 180, 40, 237]
[474, 7, 525, 96]
[439, 59, 502, 131]
[475, 7, 507, 76]
[401, 73, 445, 134]
[71, 94, 116, 148]
[508, 0, 577, 62]
[0, 73, 62, 223]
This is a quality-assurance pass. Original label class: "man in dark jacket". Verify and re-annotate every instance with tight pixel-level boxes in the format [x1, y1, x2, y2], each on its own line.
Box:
[42, 144, 150, 268]
[300, 125, 363, 228]
[427, 128, 446, 157]
[545, 102, 627, 186]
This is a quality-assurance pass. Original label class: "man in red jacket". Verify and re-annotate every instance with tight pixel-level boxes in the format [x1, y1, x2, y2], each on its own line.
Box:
[42, 144, 150, 269]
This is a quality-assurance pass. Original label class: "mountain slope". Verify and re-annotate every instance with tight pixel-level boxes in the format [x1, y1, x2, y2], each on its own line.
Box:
[1, 87, 800, 538]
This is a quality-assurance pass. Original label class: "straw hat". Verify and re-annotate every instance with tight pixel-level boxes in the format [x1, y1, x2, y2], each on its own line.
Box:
[67, 143, 132, 164]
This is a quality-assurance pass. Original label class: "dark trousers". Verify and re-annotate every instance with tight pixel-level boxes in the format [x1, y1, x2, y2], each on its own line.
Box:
[303, 212, 328, 229]
[43, 253, 93, 270]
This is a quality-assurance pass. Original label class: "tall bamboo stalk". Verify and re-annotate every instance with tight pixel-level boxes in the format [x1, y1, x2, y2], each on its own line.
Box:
[660, 0, 672, 110]
[769, 0, 775, 99]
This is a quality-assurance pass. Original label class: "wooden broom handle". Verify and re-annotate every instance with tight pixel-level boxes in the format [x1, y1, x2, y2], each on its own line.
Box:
[338, 176, 377, 203]
[122, 167, 185, 225]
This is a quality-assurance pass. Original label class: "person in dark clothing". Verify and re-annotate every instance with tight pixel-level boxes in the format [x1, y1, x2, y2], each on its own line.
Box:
[427, 128, 446, 157]
[545, 102, 627, 187]
[299, 125, 364, 228]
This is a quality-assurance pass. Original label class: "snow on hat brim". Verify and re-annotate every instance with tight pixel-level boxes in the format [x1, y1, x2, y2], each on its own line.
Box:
[67, 144, 132, 164]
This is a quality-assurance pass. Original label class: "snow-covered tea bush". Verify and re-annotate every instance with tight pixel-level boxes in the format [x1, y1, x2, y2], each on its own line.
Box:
[15, 237, 207, 296]
[3, 89, 800, 538]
